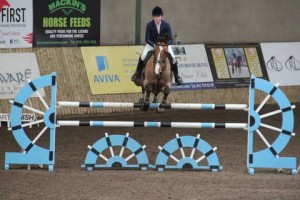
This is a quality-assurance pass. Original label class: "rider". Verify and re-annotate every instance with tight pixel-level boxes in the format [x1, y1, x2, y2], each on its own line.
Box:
[232, 49, 237, 59]
[131, 6, 183, 85]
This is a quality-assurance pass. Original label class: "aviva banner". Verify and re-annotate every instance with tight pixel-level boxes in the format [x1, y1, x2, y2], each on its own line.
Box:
[81, 46, 143, 94]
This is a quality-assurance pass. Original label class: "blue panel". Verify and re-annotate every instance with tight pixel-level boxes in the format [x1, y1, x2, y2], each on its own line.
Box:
[83, 134, 149, 170]
[247, 76, 296, 174]
[5, 72, 57, 171]
[146, 122, 159, 127]
[92, 102, 104, 108]
[149, 103, 159, 109]
[201, 104, 214, 110]
[92, 121, 104, 127]
[155, 135, 221, 171]
[201, 123, 213, 128]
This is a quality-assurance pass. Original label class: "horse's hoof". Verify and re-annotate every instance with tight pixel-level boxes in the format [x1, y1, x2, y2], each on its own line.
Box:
[156, 107, 164, 113]
[141, 102, 150, 111]
[139, 99, 144, 105]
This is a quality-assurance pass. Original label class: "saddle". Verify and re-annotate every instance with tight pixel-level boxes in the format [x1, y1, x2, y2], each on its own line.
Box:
[143, 51, 154, 66]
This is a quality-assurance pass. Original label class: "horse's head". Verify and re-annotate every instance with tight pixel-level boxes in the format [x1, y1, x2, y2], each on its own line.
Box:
[153, 38, 169, 78]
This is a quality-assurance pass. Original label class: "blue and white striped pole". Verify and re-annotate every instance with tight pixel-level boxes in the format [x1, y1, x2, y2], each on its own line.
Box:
[57, 120, 247, 129]
[57, 101, 248, 110]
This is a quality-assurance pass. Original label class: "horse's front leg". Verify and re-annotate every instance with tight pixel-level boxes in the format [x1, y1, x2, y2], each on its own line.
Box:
[139, 87, 145, 104]
[153, 94, 159, 103]
[142, 83, 152, 111]
[161, 85, 170, 104]
[157, 85, 171, 112]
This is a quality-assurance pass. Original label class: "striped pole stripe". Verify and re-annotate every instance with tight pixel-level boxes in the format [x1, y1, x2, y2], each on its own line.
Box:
[119, 132, 129, 157]
[158, 146, 179, 162]
[256, 83, 279, 112]
[57, 120, 247, 129]
[176, 134, 185, 158]
[57, 101, 248, 110]
[196, 147, 218, 163]
[190, 134, 201, 158]
[125, 145, 146, 162]
[260, 105, 296, 119]
[105, 132, 114, 157]
[256, 129, 279, 158]
[87, 145, 108, 161]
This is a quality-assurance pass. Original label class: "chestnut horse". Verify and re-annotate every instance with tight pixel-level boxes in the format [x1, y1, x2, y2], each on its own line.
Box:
[135, 41, 172, 111]
[232, 55, 242, 74]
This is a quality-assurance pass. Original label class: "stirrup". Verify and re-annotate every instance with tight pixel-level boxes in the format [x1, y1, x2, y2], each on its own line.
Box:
[175, 76, 183, 85]
[131, 73, 138, 82]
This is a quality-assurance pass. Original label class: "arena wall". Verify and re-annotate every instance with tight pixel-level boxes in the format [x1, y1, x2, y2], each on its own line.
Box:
[1, 47, 299, 117]
[102, 0, 300, 45]
[1, 0, 300, 116]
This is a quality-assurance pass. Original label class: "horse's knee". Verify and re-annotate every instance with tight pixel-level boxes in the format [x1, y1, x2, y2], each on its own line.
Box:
[145, 83, 152, 92]
[164, 85, 171, 94]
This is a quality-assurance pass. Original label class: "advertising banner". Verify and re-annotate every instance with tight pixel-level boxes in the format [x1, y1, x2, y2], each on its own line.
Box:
[0, 53, 44, 99]
[261, 42, 300, 86]
[82, 45, 215, 95]
[81, 46, 143, 94]
[33, 0, 100, 47]
[171, 44, 215, 91]
[206, 44, 268, 88]
[0, 0, 33, 48]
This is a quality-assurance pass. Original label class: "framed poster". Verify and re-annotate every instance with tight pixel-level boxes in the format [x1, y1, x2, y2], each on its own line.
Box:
[206, 44, 268, 88]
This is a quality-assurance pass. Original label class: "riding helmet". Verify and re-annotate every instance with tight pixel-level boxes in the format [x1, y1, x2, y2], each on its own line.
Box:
[152, 6, 163, 16]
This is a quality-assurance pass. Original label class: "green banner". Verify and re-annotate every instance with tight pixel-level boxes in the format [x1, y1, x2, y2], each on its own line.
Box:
[33, 0, 100, 47]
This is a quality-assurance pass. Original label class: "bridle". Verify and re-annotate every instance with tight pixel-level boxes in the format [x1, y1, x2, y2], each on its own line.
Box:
[154, 44, 168, 77]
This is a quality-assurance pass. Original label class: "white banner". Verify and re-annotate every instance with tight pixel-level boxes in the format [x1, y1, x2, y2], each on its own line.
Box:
[0, 0, 33, 48]
[261, 42, 300, 86]
[172, 44, 215, 90]
[0, 53, 44, 99]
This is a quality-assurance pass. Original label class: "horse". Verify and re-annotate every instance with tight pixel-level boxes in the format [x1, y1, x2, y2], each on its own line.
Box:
[232, 55, 242, 74]
[134, 40, 172, 111]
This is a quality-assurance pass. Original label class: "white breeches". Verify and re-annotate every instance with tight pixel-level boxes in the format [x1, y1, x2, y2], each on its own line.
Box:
[141, 44, 175, 62]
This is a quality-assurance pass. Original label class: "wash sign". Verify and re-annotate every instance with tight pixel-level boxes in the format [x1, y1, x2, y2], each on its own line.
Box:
[81, 46, 143, 94]
[0, 113, 37, 128]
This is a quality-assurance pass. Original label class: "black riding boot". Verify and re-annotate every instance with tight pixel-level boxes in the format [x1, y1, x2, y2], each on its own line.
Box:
[171, 61, 183, 85]
[131, 57, 144, 82]
[167, 53, 183, 85]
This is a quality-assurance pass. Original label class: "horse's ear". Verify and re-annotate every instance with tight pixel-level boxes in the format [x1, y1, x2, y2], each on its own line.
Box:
[156, 35, 165, 43]
[155, 35, 159, 43]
